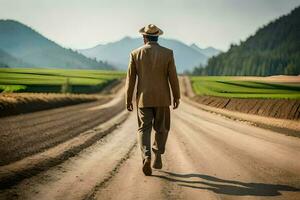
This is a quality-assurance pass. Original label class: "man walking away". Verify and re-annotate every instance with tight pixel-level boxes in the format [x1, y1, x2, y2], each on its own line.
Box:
[125, 24, 180, 176]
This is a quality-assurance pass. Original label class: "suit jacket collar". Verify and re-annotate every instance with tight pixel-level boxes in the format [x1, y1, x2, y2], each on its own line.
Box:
[146, 41, 159, 45]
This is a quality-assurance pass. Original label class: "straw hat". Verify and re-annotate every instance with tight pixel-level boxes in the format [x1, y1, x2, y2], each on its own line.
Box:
[139, 24, 163, 36]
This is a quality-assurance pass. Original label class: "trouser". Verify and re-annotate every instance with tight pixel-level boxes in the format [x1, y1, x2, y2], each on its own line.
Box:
[137, 106, 170, 161]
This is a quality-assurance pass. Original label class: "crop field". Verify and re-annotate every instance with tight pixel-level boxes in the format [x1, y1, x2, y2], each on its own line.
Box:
[0, 68, 125, 93]
[190, 76, 300, 99]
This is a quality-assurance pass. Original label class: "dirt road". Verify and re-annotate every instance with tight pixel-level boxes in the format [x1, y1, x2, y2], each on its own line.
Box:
[1, 94, 299, 199]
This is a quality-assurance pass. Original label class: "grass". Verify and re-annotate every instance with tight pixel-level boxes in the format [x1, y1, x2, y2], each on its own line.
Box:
[0, 68, 125, 93]
[190, 76, 300, 99]
[0, 85, 26, 92]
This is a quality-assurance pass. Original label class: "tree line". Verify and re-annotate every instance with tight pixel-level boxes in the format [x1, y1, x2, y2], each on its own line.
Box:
[193, 6, 300, 76]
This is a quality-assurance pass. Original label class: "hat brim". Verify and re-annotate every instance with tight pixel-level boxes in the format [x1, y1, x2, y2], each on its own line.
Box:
[139, 27, 163, 36]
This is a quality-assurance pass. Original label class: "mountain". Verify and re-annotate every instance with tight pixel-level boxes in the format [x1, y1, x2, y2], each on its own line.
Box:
[79, 37, 219, 73]
[80, 37, 141, 71]
[0, 20, 113, 69]
[0, 49, 29, 67]
[193, 6, 300, 76]
[190, 44, 221, 58]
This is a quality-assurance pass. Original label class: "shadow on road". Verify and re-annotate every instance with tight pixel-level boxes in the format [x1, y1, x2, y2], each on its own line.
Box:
[152, 171, 300, 196]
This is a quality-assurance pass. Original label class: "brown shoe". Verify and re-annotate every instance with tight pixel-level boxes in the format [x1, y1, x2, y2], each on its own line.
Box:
[152, 153, 162, 169]
[142, 157, 152, 176]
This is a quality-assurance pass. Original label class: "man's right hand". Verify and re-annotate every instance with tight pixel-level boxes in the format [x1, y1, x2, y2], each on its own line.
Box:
[173, 99, 180, 109]
[127, 103, 133, 112]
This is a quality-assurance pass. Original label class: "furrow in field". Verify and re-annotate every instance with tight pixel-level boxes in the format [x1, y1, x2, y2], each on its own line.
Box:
[0, 97, 111, 133]
[0, 89, 124, 166]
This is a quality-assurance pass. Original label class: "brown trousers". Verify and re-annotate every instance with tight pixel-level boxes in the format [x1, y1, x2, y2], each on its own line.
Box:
[137, 106, 170, 161]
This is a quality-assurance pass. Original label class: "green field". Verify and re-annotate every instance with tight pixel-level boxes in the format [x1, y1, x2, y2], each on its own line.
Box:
[0, 68, 125, 93]
[190, 76, 300, 99]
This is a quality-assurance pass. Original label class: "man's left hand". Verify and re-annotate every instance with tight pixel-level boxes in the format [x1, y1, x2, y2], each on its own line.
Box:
[173, 99, 180, 109]
[127, 103, 133, 111]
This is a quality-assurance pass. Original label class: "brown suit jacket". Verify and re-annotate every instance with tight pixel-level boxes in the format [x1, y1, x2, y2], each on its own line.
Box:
[125, 41, 180, 107]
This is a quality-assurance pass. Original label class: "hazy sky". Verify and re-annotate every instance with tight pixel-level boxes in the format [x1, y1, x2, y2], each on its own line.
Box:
[0, 0, 299, 50]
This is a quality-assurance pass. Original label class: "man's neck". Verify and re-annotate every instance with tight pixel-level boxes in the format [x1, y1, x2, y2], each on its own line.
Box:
[146, 41, 158, 45]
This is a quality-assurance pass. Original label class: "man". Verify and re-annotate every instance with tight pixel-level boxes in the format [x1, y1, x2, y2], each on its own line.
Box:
[125, 24, 180, 176]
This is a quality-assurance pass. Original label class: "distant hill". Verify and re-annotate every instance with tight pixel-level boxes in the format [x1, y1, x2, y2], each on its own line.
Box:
[193, 6, 300, 76]
[0, 20, 113, 69]
[79, 37, 221, 73]
[190, 44, 221, 58]
[0, 49, 29, 68]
